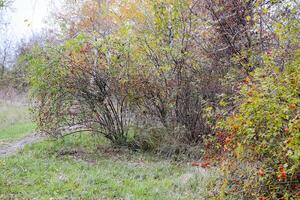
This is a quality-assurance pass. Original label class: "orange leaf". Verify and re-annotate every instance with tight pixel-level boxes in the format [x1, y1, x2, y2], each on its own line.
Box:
[258, 169, 265, 177]
[191, 162, 210, 168]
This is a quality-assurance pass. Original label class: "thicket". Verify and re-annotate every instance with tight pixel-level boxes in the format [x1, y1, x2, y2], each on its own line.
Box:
[214, 4, 300, 199]
[17, 0, 299, 199]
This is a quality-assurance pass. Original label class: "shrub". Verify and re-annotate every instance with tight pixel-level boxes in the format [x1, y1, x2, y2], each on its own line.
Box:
[218, 51, 300, 199]
[26, 35, 131, 146]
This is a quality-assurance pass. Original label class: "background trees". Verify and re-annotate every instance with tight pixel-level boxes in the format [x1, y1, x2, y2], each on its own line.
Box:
[0, 0, 13, 81]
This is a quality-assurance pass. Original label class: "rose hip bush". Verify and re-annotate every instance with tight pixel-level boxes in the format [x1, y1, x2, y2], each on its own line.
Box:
[219, 50, 300, 199]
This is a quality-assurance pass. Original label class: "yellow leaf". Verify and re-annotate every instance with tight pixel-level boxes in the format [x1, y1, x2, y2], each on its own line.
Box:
[263, 8, 268, 14]
[246, 16, 251, 22]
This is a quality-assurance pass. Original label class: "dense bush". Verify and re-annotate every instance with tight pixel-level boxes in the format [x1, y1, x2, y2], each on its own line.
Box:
[25, 34, 132, 145]
[218, 38, 300, 199]
[222, 63, 299, 199]
[25, 0, 221, 146]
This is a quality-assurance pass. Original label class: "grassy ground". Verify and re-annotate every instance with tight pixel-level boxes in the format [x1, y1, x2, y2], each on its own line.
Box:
[0, 103, 35, 143]
[0, 133, 219, 199]
[0, 102, 222, 199]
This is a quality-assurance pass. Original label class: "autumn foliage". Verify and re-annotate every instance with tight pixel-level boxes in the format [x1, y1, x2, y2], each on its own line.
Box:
[19, 0, 300, 199]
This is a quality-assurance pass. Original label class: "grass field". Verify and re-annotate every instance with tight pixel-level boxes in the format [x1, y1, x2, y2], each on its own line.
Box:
[0, 103, 35, 143]
[0, 133, 220, 199]
[0, 103, 223, 199]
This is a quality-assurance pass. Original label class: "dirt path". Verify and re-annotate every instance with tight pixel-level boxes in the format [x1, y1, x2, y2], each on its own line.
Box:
[0, 134, 43, 157]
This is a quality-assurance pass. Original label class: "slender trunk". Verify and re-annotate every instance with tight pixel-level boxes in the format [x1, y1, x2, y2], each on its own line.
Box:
[0, 64, 4, 80]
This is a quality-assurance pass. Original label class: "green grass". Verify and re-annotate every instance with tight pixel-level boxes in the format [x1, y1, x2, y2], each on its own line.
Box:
[0, 103, 35, 142]
[0, 123, 35, 141]
[0, 133, 219, 199]
[0, 103, 221, 199]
